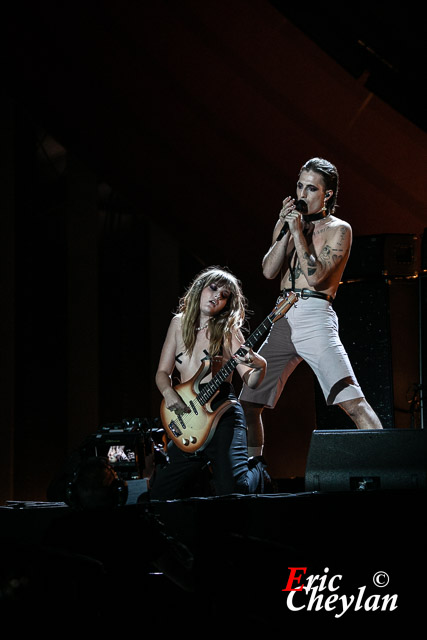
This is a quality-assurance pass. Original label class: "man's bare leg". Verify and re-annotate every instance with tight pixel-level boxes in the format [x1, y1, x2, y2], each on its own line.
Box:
[339, 397, 383, 429]
[240, 401, 266, 456]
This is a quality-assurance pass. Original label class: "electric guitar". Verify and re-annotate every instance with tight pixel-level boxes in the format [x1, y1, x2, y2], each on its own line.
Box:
[160, 292, 298, 453]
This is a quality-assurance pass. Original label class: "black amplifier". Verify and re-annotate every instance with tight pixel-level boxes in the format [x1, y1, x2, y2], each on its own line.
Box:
[343, 233, 420, 280]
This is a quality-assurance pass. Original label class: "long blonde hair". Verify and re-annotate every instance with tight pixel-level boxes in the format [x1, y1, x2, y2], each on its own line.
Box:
[177, 266, 247, 357]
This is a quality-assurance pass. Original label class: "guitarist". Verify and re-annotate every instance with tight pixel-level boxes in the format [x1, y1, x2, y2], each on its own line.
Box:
[240, 157, 382, 459]
[150, 266, 268, 500]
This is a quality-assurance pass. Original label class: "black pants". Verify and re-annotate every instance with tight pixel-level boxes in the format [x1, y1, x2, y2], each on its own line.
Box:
[150, 383, 264, 500]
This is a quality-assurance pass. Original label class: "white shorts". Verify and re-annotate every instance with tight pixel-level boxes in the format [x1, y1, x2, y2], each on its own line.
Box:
[239, 297, 364, 408]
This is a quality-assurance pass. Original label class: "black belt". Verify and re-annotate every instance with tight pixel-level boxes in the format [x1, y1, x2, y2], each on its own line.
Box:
[282, 288, 334, 303]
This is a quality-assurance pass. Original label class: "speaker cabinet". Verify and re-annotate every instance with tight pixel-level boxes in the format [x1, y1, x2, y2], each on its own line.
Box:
[420, 272, 427, 429]
[343, 233, 420, 279]
[305, 429, 427, 492]
[314, 277, 420, 429]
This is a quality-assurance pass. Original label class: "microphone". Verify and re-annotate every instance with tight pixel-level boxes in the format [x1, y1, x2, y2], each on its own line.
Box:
[276, 199, 308, 241]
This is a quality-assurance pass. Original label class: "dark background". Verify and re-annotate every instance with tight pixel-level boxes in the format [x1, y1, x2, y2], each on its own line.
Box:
[1, 0, 426, 502]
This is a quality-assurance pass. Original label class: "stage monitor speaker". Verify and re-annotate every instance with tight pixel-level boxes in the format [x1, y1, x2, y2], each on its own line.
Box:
[305, 429, 427, 492]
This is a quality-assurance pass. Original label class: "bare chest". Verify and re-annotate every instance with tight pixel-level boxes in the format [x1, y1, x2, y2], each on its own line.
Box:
[175, 331, 226, 383]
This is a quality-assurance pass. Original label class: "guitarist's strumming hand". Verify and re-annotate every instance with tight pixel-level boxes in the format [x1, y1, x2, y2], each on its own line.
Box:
[163, 386, 191, 415]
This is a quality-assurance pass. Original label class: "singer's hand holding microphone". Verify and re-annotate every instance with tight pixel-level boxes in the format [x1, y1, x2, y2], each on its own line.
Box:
[277, 197, 308, 241]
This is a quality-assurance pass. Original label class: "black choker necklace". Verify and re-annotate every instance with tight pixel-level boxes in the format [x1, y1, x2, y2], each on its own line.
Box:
[303, 210, 330, 222]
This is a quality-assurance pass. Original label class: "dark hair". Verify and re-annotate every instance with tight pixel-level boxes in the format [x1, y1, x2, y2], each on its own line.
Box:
[300, 157, 339, 212]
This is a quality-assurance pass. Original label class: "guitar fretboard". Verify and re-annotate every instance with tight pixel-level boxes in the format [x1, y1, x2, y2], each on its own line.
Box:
[197, 316, 273, 406]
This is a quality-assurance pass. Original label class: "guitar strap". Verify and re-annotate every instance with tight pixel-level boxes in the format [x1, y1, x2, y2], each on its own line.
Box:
[289, 249, 297, 290]
[203, 348, 223, 377]
[211, 355, 223, 377]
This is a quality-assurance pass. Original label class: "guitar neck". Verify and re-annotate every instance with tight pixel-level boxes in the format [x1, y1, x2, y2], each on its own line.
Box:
[197, 315, 273, 406]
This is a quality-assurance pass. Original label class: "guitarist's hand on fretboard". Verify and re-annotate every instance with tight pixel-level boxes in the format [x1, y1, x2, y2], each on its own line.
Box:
[233, 347, 265, 371]
[234, 346, 267, 389]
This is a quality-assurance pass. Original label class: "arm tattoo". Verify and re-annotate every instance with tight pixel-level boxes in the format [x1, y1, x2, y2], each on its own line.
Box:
[319, 243, 345, 269]
[319, 244, 333, 264]
[304, 251, 317, 276]
[336, 227, 348, 247]
[320, 244, 332, 257]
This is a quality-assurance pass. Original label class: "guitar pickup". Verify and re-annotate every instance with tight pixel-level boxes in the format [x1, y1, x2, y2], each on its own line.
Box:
[189, 401, 198, 415]
[168, 421, 182, 437]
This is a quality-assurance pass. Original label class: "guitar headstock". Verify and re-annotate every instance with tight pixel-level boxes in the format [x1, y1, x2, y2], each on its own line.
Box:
[269, 292, 298, 323]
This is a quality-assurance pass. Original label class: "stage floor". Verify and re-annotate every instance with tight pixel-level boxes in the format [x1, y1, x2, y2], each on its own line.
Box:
[0, 488, 425, 631]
